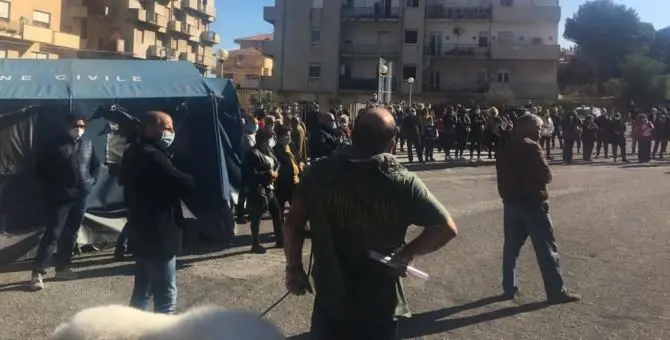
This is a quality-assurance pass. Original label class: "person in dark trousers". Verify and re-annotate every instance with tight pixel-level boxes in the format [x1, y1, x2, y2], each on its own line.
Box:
[633, 113, 654, 163]
[124, 111, 194, 314]
[29, 114, 101, 291]
[242, 128, 284, 254]
[560, 112, 579, 163]
[496, 113, 580, 304]
[581, 115, 598, 161]
[550, 108, 562, 149]
[469, 108, 486, 161]
[401, 108, 422, 163]
[273, 125, 303, 211]
[283, 107, 458, 340]
[594, 111, 610, 158]
[610, 113, 629, 163]
[442, 107, 458, 160]
[652, 114, 668, 159]
[455, 107, 471, 159]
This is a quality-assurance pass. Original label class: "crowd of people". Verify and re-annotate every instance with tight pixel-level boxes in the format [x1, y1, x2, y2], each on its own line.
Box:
[26, 97, 668, 339]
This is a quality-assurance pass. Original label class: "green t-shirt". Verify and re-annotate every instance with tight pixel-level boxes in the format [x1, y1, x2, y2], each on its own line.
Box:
[296, 147, 451, 321]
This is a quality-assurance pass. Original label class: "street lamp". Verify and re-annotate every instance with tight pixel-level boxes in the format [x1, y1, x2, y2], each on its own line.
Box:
[215, 49, 229, 78]
[407, 77, 415, 107]
[379, 64, 389, 75]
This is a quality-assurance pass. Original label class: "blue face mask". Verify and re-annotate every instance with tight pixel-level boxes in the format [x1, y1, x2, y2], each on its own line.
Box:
[247, 124, 259, 133]
[159, 131, 175, 148]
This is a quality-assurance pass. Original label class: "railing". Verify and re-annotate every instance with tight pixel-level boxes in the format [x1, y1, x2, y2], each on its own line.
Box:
[424, 44, 490, 58]
[490, 44, 560, 60]
[339, 77, 398, 91]
[422, 81, 489, 93]
[145, 11, 159, 24]
[341, 42, 398, 56]
[425, 4, 492, 19]
[201, 31, 219, 43]
[341, 6, 400, 20]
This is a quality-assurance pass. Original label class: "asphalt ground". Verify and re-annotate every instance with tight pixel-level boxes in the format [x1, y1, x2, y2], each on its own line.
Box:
[1, 146, 669, 339]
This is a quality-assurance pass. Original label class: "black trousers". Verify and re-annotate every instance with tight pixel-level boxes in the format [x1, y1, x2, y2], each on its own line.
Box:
[248, 190, 284, 245]
[309, 295, 397, 340]
[596, 133, 608, 157]
[442, 133, 455, 157]
[539, 136, 552, 157]
[582, 139, 595, 161]
[611, 138, 627, 161]
[406, 137, 423, 162]
[456, 132, 469, 157]
[652, 138, 668, 157]
[423, 137, 435, 160]
[562, 139, 575, 162]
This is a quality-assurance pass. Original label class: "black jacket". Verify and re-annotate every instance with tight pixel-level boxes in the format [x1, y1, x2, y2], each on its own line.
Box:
[402, 115, 421, 139]
[37, 135, 100, 202]
[242, 145, 279, 191]
[309, 126, 338, 159]
[121, 141, 194, 260]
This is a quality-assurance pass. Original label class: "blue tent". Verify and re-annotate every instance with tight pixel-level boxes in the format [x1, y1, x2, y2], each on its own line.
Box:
[0, 60, 239, 263]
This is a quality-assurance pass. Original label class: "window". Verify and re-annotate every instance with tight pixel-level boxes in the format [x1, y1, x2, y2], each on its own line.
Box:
[32, 10, 51, 28]
[0, 1, 10, 20]
[310, 28, 322, 44]
[312, 0, 323, 8]
[402, 66, 417, 80]
[406, 0, 419, 7]
[404, 30, 418, 44]
[308, 63, 321, 78]
[497, 70, 511, 83]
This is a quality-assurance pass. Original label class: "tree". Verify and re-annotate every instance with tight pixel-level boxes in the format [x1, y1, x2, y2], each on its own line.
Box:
[620, 54, 667, 105]
[564, 0, 655, 88]
[650, 27, 670, 71]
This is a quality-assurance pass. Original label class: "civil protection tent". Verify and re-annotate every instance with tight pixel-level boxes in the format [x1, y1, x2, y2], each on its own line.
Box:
[0, 59, 237, 264]
[204, 78, 243, 204]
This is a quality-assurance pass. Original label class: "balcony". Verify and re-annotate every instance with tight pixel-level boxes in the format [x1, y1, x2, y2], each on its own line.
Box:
[239, 78, 261, 89]
[425, 4, 492, 20]
[341, 42, 397, 56]
[182, 0, 215, 19]
[147, 45, 163, 58]
[424, 44, 490, 59]
[341, 6, 400, 20]
[422, 81, 489, 94]
[493, 5, 561, 23]
[133, 9, 165, 27]
[261, 75, 279, 90]
[339, 77, 398, 91]
[167, 20, 181, 32]
[201, 31, 220, 44]
[263, 6, 276, 25]
[490, 44, 560, 60]
[19, 23, 80, 49]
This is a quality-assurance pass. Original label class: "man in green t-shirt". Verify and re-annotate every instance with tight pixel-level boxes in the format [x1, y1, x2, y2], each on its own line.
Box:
[283, 107, 458, 340]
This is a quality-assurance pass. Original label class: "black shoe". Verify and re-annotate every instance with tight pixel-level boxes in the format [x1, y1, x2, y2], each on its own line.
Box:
[547, 292, 581, 304]
[113, 251, 125, 262]
[501, 288, 521, 300]
[251, 244, 267, 254]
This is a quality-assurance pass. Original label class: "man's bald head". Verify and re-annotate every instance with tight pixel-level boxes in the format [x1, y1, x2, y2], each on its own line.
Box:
[143, 111, 173, 139]
[352, 107, 397, 156]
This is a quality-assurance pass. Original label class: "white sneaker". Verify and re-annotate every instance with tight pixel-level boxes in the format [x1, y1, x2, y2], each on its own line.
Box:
[29, 273, 44, 291]
[54, 268, 78, 280]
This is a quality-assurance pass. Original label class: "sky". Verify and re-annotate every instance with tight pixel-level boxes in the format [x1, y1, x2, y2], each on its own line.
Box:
[212, 0, 668, 51]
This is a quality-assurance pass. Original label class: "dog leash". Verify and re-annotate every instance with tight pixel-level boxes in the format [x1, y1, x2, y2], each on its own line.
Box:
[260, 247, 314, 317]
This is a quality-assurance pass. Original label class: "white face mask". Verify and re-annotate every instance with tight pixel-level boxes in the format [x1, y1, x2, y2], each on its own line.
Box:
[159, 131, 175, 148]
[69, 128, 84, 139]
[268, 137, 276, 148]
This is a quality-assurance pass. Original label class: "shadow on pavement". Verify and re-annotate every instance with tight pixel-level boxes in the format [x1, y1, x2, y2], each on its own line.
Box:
[405, 160, 495, 172]
[398, 297, 551, 339]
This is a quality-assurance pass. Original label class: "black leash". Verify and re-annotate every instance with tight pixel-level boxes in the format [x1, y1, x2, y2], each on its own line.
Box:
[260, 246, 314, 317]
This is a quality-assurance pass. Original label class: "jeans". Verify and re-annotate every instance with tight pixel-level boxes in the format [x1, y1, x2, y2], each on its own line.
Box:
[130, 256, 177, 314]
[33, 197, 87, 274]
[502, 202, 566, 299]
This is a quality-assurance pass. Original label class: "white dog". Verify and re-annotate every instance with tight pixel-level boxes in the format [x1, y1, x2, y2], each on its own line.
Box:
[49, 305, 285, 340]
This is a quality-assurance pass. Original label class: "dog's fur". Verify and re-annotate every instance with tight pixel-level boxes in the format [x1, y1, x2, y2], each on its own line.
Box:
[49, 305, 285, 340]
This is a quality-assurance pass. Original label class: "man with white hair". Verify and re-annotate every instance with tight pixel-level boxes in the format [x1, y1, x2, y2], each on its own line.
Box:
[495, 113, 580, 304]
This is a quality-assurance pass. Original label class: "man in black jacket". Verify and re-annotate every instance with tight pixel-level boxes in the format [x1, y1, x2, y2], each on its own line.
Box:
[124, 111, 194, 314]
[30, 114, 100, 291]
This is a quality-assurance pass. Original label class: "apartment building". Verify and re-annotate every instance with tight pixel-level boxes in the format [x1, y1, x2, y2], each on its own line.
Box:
[63, 0, 219, 73]
[215, 34, 274, 110]
[263, 0, 561, 104]
[0, 0, 80, 59]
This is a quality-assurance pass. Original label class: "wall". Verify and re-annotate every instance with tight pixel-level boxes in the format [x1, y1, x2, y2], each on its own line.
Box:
[427, 59, 557, 83]
[341, 22, 399, 44]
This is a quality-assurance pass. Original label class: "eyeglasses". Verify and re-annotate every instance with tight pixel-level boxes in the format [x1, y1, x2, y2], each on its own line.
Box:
[75, 124, 86, 128]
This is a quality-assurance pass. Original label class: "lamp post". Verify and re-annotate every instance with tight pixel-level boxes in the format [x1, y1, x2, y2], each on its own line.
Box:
[407, 77, 415, 107]
[215, 49, 229, 78]
[377, 60, 390, 105]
